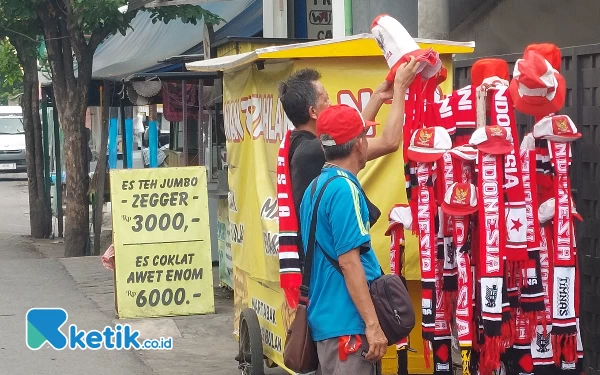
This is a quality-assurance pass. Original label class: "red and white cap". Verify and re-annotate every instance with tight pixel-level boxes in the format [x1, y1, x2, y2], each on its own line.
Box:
[469, 125, 514, 155]
[509, 50, 566, 116]
[532, 115, 581, 142]
[406, 126, 452, 163]
[385, 204, 413, 235]
[441, 182, 478, 216]
[449, 144, 478, 162]
[471, 58, 510, 90]
[371, 14, 442, 81]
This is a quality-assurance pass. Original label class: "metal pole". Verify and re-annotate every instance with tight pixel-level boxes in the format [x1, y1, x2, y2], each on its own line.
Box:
[52, 98, 63, 238]
[41, 89, 51, 213]
[197, 80, 204, 166]
[120, 95, 128, 169]
[182, 80, 188, 166]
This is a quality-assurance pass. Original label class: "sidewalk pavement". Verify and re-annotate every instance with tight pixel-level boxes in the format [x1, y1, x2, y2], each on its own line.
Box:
[32, 238, 287, 375]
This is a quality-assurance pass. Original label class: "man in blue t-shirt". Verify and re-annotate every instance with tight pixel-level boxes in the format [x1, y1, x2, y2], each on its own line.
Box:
[300, 104, 388, 374]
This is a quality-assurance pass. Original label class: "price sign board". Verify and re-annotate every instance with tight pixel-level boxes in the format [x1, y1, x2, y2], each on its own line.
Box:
[110, 166, 215, 318]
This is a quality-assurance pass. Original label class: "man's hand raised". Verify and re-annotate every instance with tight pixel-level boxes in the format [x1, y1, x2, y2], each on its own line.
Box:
[394, 56, 419, 90]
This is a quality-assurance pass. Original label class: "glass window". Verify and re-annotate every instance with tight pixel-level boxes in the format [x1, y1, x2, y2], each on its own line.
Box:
[0, 117, 24, 134]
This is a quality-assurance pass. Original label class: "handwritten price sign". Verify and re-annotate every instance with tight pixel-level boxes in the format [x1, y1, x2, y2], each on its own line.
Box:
[110, 167, 215, 318]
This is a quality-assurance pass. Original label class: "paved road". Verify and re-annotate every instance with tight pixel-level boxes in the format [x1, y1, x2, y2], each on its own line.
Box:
[0, 174, 151, 375]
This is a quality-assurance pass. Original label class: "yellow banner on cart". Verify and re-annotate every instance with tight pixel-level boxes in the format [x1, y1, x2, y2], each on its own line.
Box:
[110, 167, 215, 318]
[223, 57, 458, 282]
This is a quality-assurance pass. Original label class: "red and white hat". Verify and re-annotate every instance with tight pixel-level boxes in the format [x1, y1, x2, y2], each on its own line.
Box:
[532, 115, 581, 142]
[406, 126, 452, 163]
[449, 144, 478, 162]
[469, 125, 514, 155]
[471, 58, 510, 89]
[371, 14, 442, 81]
[385, 204, 413, 235]
[509, 50, 566, 116]
[441, 182, 478, 216]
[524, 43, 562, 72]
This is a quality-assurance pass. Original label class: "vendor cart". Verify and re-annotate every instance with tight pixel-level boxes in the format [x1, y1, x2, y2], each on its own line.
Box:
[186, 34, 474, 375]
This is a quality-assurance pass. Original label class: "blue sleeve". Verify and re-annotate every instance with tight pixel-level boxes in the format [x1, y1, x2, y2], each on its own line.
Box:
[326, 179, 371, 257]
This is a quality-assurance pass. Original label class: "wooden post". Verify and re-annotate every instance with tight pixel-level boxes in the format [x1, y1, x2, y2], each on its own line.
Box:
[476, 90, 487, 129]
[93, 81, 111, 256]
[197, 80, 205, 166]
[120, 94, 128, 169]
[41, 88, 52, 216]
[52, 96, 63, 238]
[182, 80, 188, 166]
[148, 104, 158, 168]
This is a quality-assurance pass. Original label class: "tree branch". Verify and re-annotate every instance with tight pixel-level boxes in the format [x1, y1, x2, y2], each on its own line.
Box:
[56, 9, 77, 90]
[37, 2, 68, 100]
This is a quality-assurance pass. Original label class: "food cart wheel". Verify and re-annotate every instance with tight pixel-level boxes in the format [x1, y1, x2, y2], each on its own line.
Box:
[238, 308, 265, 375]
[265, 358, 278, 368]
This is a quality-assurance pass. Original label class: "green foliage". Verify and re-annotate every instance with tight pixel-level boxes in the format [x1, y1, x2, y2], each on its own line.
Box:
[70, 1, 224, 41]
[148, 4, 224, 26]
[0, 39, 23, 105]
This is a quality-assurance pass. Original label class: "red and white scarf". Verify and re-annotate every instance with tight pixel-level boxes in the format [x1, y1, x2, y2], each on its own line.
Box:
[548, 141, 577, 365]
[489, 87, 528, 263]
[532, 224, 555, 373]
[277, 130, 302, 307]
[416, 162, 437, 366]
[440, 152, 458, 316]
[519, 148, 546, 325]
[477, 152, 506, 374]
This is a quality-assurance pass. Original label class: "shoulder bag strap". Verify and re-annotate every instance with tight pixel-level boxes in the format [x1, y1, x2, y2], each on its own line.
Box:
[300, 175, 342, 299]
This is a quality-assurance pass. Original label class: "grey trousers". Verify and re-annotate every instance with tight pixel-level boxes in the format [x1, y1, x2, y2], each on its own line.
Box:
[315, 335, 381, 375]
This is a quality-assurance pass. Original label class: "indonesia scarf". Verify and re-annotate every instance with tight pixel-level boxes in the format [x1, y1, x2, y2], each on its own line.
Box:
[416, 162, 437, 366]
[548, 141, 577, 365]
[434, 244, 453, 375]
[531, 221, 557, 375]
[519, 148, 546, 323]
[477, 152, 506, 374]
[440, 152, 458, 314]
[489, 86, 528, 263]
[434, 85, 476, 134]
[277, 131, 301, 308]
[452, 154, 476, 363]
[507, 306, 535, 375]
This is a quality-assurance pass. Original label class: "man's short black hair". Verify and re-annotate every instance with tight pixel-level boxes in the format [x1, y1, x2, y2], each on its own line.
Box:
[279, 69, 321, 126]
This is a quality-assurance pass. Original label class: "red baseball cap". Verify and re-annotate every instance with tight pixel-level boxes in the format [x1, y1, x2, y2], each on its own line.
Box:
[317, 104, 378, 146]
[469, 125, 514, 155]
[406, 126, 452, 163]
[441, 182, 478, 216]
[533, 115, 581, 142]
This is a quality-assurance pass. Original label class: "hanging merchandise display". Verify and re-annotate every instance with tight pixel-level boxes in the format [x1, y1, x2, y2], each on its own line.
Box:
[377, 34, 582, 375]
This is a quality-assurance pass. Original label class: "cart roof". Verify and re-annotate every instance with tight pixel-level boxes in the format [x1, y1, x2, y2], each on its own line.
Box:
[185, 33, 475, 73]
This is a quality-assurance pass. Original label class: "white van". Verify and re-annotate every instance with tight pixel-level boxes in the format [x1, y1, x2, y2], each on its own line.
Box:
[0, 106, 26, 172]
